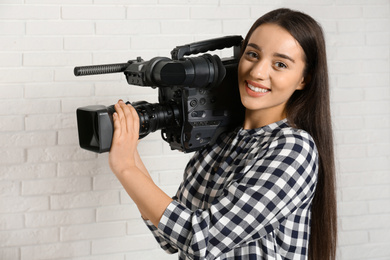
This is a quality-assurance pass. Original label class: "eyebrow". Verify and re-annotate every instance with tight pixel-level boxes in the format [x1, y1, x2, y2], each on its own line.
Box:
[247, 43, 296, 63]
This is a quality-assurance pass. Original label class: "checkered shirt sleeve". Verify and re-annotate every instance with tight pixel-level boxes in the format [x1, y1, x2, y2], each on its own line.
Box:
[144, 119, 318, 260]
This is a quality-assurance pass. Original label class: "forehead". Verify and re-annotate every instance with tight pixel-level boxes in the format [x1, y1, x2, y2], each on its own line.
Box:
[248, 23, 305, 62]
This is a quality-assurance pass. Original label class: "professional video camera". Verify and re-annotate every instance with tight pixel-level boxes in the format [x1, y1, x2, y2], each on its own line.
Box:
[74, 35, 245, 153]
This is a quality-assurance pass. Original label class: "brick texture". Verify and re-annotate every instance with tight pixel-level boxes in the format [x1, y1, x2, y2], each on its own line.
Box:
[0, 1, 389, 259]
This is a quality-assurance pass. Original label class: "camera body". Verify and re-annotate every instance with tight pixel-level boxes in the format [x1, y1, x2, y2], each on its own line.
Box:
[75, 36, 245, 153]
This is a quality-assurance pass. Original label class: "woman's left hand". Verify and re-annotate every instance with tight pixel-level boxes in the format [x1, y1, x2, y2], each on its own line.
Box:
[108, 100, 140, 176]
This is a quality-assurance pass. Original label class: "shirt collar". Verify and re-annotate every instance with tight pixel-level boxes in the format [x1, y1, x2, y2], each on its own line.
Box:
[236, 118, 289, 137]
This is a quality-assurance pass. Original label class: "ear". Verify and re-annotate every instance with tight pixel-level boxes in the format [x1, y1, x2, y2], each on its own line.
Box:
[297, 74, 311, 90]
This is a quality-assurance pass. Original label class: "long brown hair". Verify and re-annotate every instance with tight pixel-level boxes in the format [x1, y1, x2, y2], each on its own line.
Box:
[241, 8, 337, 260]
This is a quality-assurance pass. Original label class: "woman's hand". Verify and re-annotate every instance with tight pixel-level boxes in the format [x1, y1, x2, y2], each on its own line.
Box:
[108, 100, 140, 176]
[107, 100, 173, 226]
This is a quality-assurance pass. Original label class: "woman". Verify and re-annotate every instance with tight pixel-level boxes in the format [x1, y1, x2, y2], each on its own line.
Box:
[108, 8, 337, 260]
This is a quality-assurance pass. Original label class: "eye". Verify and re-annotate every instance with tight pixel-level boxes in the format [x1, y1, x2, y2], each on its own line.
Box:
[274, 61, 287, 69]
[245, 51, 259, 60]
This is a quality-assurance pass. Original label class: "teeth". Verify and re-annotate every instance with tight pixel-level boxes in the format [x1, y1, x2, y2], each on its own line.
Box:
[248, 83, 269, 93]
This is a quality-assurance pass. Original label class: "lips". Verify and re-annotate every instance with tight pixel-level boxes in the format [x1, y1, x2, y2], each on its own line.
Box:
[245, 80, 270, 97]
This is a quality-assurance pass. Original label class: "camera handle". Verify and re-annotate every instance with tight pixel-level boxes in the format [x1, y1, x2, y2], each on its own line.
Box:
[171, 35, 243, 60]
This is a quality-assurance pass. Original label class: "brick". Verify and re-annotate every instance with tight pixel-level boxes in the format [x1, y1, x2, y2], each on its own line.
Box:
[62, 6, 126, 20]
[142, 154, 191, 171]
[22, 177, 92, 195]
[96, 204, 141, 222]
[58, 160, 111, 177]
[333, 116, 363, 130]
[342, 186, 390, 202]
[0, 68, 53, 83]
[369, 199, 390, 214]
[0, 213, 24, 230]
[0, 21, 25, 35]
[191, 5, 250, 19]
[335, 144, 366, 158]
[367, 143, 390, 157]
[20, 241, 91, 260]
[25, 83, 93, 98]
[0, 163, 56, 181]
[342, 214, 390, 231]
[131, 35, 193, 50]
[25, 209, 95, 228]
[55, 67, 121, 82]
[161, 20, 222, 35]
[158, 169, 183, 186]
[58, 128, 79, 145]
[370, 229, 390, 243]
[0, 196, 49, 213]
[61, 222, 126, 241]
[25, 113, 76, 131]
[94, 81, 157, 96]
[333, 32, 367, 47]
[91, 234, 156, 254]
[223, 19, 254, 35]
[96, 20, 160, 35]
[0, 53, 22, 67]
[160, 0, 215, 4]
[366, 32, 390, 46]
[337, 19, 366, 32]
[337, 201, 369, 216]
[363, 4, 390, 18]
[335, 46, 389, 60]
[0, 99, 61, 116]
[0, 116, 24, 131]
[127, 5, 189, 19]
[0, 180, 20, 197]
[0, 148, 25, 164]
[27, 21, 95, 35]
[364, 87, 390, 101]
[126, 218, 150, 235]
[27, 145, 96, 163]
[0, 248, 19, 260]
[340, 243, 390, 259]
[137, 139, 163, 156]
[339, 171, 390, 187]
[338, 230, 369, 246]
[0, 227, 58, 247]
[64, 36, 131, 50]
[0, 131, 56, 147]
[0, 36, 63, 51]
[0, 5, 59, 19]
[0, 85, 23, 99]
[125, 249, 176, 260]
[24, 52, 92, 67]
[95, 0, 156, 3]
[364, 18, 390, 32]
[26, 0, 92, 3]
[61, 97, 97, 113]
[93, 174, 123, 191]
[50, 190, 120, 209]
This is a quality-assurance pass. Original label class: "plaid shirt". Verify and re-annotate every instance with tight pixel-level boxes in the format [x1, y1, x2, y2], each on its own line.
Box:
[145, 119, 318, 260]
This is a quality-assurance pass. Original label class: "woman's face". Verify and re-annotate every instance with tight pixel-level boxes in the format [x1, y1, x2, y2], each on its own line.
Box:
[238, 23, 307, 128]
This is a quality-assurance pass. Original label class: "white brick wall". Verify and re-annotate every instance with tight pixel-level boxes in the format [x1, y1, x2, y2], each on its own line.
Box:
[0, 1, 388, 260]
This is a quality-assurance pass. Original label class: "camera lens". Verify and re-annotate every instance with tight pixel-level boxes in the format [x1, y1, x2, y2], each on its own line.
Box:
[132, 101, 181, 138]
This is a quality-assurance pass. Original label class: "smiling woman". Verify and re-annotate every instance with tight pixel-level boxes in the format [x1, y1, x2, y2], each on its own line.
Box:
[108, 8, 337, 260]
[238, 23, 307, 129]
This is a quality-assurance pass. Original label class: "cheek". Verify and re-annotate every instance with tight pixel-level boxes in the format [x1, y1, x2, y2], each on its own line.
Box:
[237, 59, 248, 80]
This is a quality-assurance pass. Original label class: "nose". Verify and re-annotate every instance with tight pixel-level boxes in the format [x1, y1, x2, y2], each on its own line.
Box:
[249, 59, 269, 80]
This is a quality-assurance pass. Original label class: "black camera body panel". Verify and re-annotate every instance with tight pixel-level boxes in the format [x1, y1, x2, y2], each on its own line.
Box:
[163, 58, 243, 152]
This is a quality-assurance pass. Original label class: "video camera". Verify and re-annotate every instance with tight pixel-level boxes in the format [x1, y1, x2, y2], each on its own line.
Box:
[74, 35, 245, 153]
